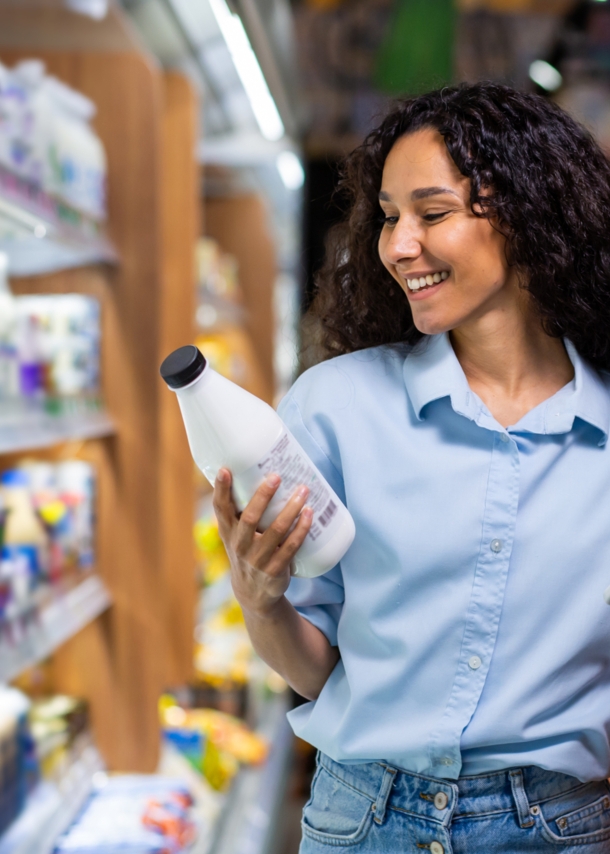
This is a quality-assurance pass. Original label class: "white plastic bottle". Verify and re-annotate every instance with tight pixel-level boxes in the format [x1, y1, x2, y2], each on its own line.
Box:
[160, 345, 355, 579]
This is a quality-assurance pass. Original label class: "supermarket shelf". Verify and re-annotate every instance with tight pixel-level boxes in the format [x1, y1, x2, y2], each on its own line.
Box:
[0, 574, 112, 684]
[0, 742, 104, 854]
[0, 169, 118, 277]
[0, 408, 116, 454]
[202, 691, 293, 854]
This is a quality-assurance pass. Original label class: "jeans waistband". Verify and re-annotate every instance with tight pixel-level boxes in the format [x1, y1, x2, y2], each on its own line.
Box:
[317, 753, 592, 827]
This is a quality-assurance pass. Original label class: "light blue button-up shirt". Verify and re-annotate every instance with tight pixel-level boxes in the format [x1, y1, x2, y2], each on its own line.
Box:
[277, 333, 610, 782]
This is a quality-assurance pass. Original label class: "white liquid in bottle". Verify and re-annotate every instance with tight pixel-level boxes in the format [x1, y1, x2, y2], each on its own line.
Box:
[160, 346, 355, 578]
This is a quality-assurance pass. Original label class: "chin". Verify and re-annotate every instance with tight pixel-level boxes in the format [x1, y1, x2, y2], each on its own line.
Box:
[412, 316, 454, 336]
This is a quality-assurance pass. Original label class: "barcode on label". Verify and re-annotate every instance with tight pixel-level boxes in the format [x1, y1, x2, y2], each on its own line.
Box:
[319, 500, 337, 528]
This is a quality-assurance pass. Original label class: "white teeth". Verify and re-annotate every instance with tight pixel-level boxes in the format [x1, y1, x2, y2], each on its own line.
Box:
[405, 271, 449, 291]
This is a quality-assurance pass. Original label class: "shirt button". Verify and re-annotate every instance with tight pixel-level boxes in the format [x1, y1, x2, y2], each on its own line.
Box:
[500, 433, 510, 443]
[490, 539, 503, 553]
[430, 843, 445, 854]
[469, 655, 482, 670]
[438, 757, 454, 766]
[434, 792, 449, 810]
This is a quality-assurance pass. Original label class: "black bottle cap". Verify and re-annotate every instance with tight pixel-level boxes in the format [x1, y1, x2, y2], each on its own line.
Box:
[160, 345, 207, 389]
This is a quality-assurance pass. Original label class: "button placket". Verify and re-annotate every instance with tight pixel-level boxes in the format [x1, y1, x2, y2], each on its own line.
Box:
[426, 427, 520, 775]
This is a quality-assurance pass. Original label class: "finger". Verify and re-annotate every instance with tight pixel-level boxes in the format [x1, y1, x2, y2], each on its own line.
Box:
[213, 468, 238, 535]
[266, 507, 313, 576]
[252, 485, 310, 566]
[234, 473, 282, 554]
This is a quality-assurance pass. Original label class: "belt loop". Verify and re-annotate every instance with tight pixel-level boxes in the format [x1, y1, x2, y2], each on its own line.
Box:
[509, 769, 534, 828]
[373, 766, 397, 825]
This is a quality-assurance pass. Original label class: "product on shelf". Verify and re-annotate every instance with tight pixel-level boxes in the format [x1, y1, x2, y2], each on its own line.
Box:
[194, 237, 272, 400]
[54, 775, 196, 853]
[0, 59, 107, 221]
[160, 345, 356, 579]
[193, 498, 287, 710]
[160, 696, 268, 792]
[29, 693, 89, 781]
[194, 507, 230, 589]
[194, 597, 252, 689]
[196, 237, 241, 309]
[0, 285, 102, 415]
[0, 459, 96, 623]
[0, 686, 38, 836]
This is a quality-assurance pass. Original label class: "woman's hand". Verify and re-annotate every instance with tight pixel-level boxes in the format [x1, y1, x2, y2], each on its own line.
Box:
[213, 468, 313, 617]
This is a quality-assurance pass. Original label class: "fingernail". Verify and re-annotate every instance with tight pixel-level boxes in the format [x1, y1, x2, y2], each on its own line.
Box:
[267, 473, 281, 487]
[217, 469, 228, 483]
[302, 506, 313, 519]
[297, 485, 309, 499]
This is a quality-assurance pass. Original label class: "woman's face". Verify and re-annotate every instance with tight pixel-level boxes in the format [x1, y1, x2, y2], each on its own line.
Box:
[378, 128, 520, 336]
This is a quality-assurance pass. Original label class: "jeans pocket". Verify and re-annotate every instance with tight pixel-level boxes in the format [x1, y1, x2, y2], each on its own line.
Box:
[302, 767, 375, 847]
[536, 782, 610, 846]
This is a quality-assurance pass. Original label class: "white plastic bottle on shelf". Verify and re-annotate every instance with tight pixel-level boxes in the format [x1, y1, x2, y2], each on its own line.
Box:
[0, 252, 19, 402]
[160, 345, 355, 579]
[43, 76, 107, 220]
[56, 460, 95, 569]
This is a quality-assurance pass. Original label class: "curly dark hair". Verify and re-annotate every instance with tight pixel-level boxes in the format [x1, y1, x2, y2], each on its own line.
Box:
[306, 81, 610, 371]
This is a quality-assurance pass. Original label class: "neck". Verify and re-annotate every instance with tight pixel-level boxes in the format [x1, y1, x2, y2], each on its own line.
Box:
[449, 290, 574, 427]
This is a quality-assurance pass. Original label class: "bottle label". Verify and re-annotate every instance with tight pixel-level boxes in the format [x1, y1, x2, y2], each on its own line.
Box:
[234, 429, 342, 550]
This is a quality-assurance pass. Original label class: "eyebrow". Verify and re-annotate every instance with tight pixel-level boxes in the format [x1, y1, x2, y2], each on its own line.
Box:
[378, 186, 460, 201]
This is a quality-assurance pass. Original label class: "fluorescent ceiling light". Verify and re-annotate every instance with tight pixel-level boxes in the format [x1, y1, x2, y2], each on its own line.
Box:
[277, 151, 304, 190]
[529, 60, 562, 92]
[207, 0, 285, 141]
[65, 0, 108, 18]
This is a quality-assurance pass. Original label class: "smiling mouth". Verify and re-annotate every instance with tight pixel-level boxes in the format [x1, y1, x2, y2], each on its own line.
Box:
[404, 271, 449, 291]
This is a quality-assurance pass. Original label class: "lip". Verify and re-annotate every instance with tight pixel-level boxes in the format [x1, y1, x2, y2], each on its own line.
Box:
[405, 280, 446, 300]
[399, 270, 451, 301]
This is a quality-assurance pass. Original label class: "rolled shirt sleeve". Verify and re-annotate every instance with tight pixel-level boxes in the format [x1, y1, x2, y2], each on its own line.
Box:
[277, 389, 346, 647]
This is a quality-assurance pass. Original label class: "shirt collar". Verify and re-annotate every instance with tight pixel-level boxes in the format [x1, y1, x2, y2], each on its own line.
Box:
[403, 334, 610, 445]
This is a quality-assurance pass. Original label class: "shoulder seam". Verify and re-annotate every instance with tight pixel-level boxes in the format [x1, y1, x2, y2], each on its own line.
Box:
[282, 395, 343, 482]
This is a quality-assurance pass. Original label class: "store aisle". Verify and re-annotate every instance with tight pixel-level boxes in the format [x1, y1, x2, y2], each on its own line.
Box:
[276, 736, 315, 854]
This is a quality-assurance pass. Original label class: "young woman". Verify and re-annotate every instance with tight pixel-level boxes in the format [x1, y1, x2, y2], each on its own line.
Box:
[213, 82, 610, 852]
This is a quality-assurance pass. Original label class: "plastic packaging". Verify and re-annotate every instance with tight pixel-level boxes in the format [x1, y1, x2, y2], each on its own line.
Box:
[0, 60, 107, 218]
[0, 686, 37, 834]
[160, 345, 355, 579]
[43, 76, 107, 220]
[57, 460, 95, 569]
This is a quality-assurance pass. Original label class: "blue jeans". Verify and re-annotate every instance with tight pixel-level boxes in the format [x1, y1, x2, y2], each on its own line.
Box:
[300, 753, 610, 852]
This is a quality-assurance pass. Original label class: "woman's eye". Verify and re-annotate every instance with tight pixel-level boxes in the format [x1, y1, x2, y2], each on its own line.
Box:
[381, 215, 399, 226]
[423, 212, 449, 222]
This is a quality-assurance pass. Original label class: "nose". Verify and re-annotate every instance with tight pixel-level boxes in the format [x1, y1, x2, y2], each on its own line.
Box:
[382, 216, 423, 266]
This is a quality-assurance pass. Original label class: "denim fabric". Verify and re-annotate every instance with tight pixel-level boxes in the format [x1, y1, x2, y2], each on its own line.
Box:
[300, 753, 610, 852]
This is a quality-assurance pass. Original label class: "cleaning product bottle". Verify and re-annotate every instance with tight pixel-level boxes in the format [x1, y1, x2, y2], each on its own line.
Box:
[160, 345, 355, 579]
